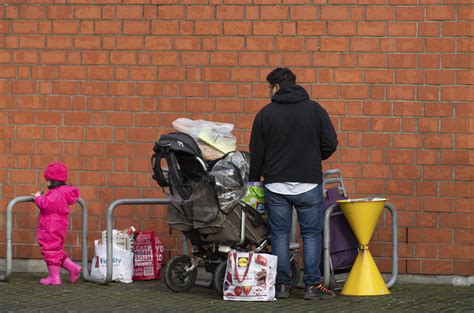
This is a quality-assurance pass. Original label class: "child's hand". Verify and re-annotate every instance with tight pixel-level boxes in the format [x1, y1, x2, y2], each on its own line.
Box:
[32, 191, 42, 198]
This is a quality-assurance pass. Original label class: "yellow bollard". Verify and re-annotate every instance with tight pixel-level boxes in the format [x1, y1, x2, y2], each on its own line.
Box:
[337, 198, 390, 296]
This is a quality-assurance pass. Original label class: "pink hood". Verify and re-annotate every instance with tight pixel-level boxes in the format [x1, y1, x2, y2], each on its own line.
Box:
[57, 185, 79, 205]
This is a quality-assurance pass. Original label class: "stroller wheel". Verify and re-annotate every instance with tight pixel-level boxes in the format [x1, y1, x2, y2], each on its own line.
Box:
[163, 255, 198, 292]
[212, 261, 227, 296]
[291, 259, 301, 288]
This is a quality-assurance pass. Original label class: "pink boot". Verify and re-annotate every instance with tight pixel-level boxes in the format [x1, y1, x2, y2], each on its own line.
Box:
[62, 258, 82, 283]
[40, 265, 61, 286]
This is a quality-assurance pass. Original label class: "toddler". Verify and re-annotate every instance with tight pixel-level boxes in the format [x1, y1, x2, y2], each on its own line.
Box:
[32, 161, 81, 286]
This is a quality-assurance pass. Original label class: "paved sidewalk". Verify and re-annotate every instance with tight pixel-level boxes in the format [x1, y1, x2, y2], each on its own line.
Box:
[1, 273, 472, 312]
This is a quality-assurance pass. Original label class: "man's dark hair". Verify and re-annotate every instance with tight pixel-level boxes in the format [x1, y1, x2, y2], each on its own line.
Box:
[266, 67, 297, 89]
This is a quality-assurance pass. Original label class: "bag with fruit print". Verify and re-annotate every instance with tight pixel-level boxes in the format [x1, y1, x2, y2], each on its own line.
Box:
[223, 250, 277, 301]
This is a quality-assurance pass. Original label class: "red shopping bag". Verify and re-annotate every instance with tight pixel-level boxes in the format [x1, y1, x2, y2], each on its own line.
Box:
[132, 231, 164, 280]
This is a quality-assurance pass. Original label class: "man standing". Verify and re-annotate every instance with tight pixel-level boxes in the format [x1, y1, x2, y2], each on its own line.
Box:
[249, 68, 338, 300]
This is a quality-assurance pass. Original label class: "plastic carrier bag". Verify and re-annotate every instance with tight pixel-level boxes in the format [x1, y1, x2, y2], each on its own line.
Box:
[90, 240, 134, 283]
[210, 151, 249, 214]
[223, 250, 277, 301]
[133, 231, 164, 281]
[172, 118, 237, 160]
[241, 182, 265, 214]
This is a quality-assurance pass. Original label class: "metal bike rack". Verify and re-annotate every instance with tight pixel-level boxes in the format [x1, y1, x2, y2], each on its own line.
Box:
[86, 198, 170, 285]
[1, 196, 89, 282]
[323, 202, 398, 289]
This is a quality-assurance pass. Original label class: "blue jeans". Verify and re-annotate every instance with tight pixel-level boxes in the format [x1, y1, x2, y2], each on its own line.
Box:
[265, 184, 324, 286]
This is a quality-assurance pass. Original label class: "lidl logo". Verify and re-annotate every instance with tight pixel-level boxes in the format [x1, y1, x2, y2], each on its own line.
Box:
[238, 257, 249, 267]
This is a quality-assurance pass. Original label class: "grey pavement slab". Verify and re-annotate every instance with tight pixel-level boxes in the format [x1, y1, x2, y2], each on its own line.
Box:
[0, 273, 472, 312]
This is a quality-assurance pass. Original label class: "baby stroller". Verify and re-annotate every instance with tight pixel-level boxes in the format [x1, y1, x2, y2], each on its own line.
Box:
[151, 132, 300, 294]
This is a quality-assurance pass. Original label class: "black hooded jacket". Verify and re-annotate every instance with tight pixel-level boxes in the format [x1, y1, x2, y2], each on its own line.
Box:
[249, 84, 338, 184]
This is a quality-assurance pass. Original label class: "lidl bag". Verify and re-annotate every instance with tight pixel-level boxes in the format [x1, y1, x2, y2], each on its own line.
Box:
[223, 250, 277, 301]
[133, 231, 164, 280]
[90, 240, 134, 283]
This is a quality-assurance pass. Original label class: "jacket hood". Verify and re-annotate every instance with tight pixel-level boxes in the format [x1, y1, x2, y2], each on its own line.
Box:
[57, 185, 79, 205]
[271, 84, 310, 104]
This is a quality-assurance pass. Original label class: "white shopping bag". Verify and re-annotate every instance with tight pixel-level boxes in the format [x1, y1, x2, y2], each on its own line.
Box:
[223, 250, 277, 301]
[90, 240, 134, 283]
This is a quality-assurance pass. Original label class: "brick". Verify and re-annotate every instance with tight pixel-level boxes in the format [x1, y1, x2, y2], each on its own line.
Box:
[320, 37, 349, 52]
[158, 6, 185, 19]
[426, 38, 455, 52]
[95, 21, 122, 34]
[260, 6, 288, 20]
[12, 21, 38, 34]
[297, 21, 325, 35]
[289, 5, 317, 20]
[87, 66, 114, 80]
[74, 36, 102, 49]
[321, 6, 349, 20]
[422, 228, 453, 244]
[13, 50, 37, 64]
[424, 197, 453, 213]
[440, 181, 471, 197]
[47, 37, 71, 50]
[137, 82, 164, 96]
[253, 21, 281, 35]
[328, 21, 356, 36]
[440, 213, 471, 229]
[427, 5, 455, 20]
[75, 6, 101, 19]
[195, 21, 222, 35]
[419, 22, 441, 37]
[366, 7, 393, 20]
[174, 37, 201, 50]
[151, 21, 179, 34]
[456, 70, 474, 85]
[52, 21, 79, 34]
[82, 51, 108, 65]
[423, 165, 452, 180]
[80, 82, 107, 96]
[415, 243, 438, 258]
[282, 52, 312, 67]
[186, 98, 214, 112]
[151, 51, 179, 65]
[117, 36, 144, 50]
[187, 5, 214, 19]
[441, 54, 471, 68]
[110, 51, 137, 65]
[116, 5, 143, 19]
[48, 6, 74, 19]
[59, 65, 85, 80]
[396, 7, 425, 21]
[127, 66, 155, 81]
[334, 69, 363, 83]
[454, 230, 474, 245]
[396, 38, 424, 52]
[123, 21, 150, 34]
[217, 5, 244, 19]
[18, 35, 46, 49]
[358, 22, 385, 36]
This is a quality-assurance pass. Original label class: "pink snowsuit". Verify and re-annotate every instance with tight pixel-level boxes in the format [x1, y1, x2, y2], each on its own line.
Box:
[35, 185, 79, 266]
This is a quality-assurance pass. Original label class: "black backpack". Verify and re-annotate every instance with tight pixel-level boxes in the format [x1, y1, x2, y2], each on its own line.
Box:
[152, 132, 209, 200]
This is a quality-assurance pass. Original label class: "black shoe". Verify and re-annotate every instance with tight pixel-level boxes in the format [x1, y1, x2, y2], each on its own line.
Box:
[275, 284, 290, 299]
[304, 283, 336, 300]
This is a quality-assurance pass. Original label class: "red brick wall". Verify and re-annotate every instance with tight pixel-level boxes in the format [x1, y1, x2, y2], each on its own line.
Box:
[0, 1, 472, 276]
